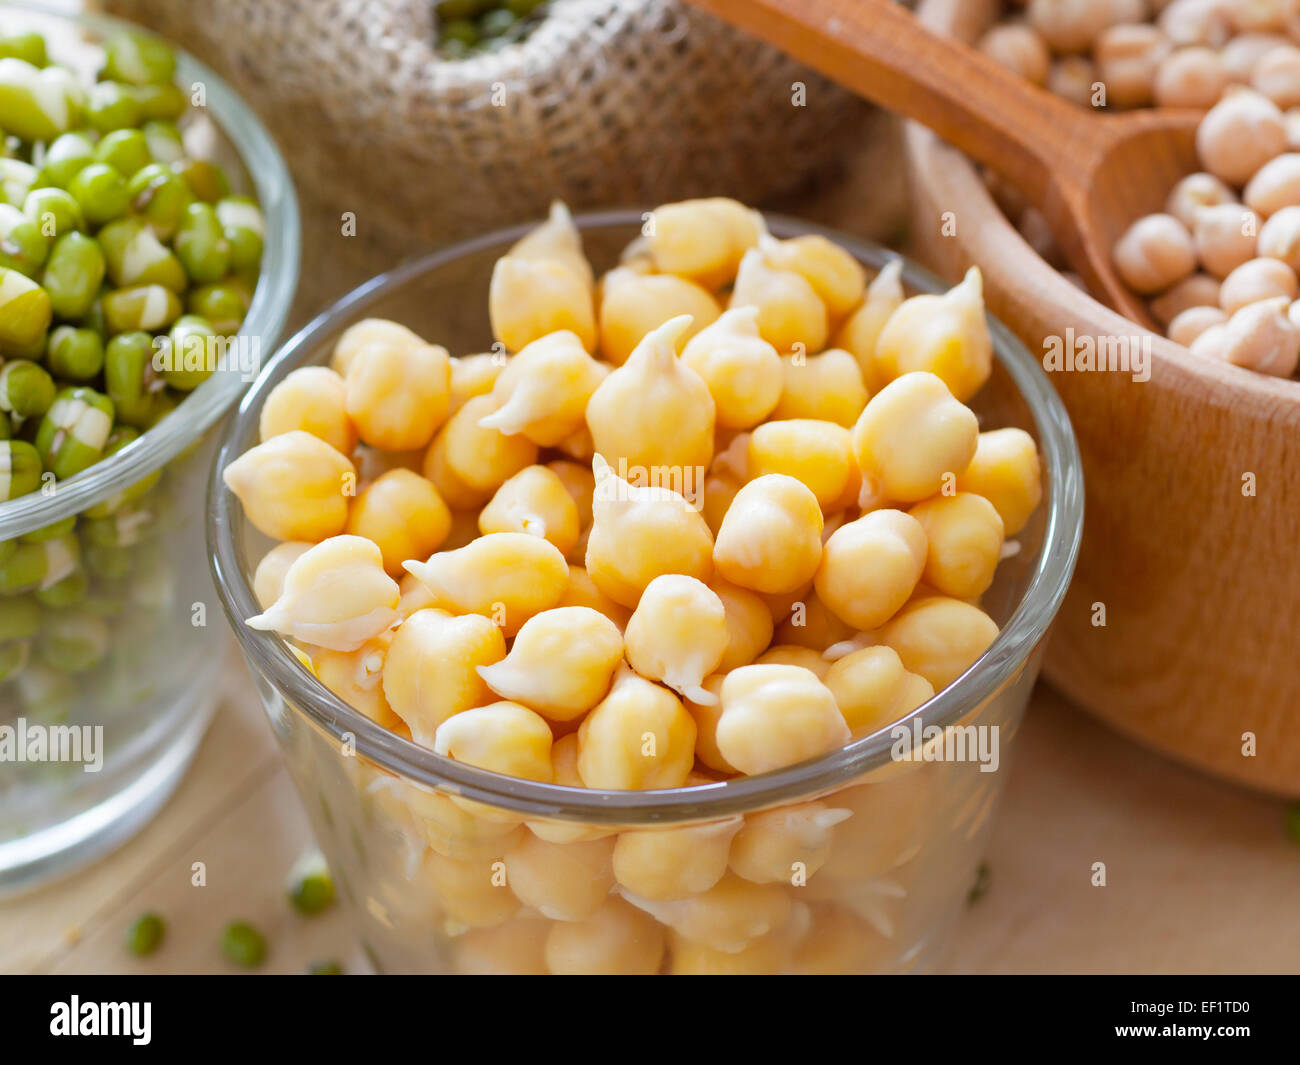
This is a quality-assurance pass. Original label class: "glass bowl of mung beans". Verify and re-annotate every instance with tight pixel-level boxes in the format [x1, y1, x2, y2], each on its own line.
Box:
[0, 2, 298, 891]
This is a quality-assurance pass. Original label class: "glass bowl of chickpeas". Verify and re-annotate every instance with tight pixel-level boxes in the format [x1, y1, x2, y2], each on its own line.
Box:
[0, 4, 299, 890]
[210, 205, 1081, 974]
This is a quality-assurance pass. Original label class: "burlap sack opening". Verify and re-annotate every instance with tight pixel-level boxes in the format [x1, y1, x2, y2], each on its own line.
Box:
[102, 0, 872, 315]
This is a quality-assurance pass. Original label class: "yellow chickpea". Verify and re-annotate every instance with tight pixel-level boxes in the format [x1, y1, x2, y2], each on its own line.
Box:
[878, 595, 999, 690]
[452, 917, 551, 975]
[423, 850, 520, 930]
[597, 266, 720, 366]
[489, 255, 597, 353]
[222, 430, 355, 542]
[576, 666, 696, 790]
[544, 897, 667, 975]
[422, 393, 539, 508]
[433, 700, 554, 785]
[771, 347, 869, 428]
[729, 801, 851, 885]
[586, 315, 716, 476]
[246, 534, 399, 651]
[477, 464, 581, 557]
[760, 233, 867, 322]
[330, 317, 426, 376]
[312, 633, 404, 730]
[814, 509, 927, 630]
[684, 674, 734, 773]
[747, 419, 857, 512]
[715, 664, 849, 775]
[504, 832, 616, 922]
[259, 365, 357, 455]
[872, 266, 992, 402]
[344, 336, 452, 452]
[908, 491, 1005, 599]
[834, 259, 904, 394]
[555, 565, 632, 629]
[476, 330, 607, 447]
[524, 733, 616, 845]
[851, 372, 979, 506]
[448, 351, 505, 413]
[730, 247, 828, 353]
[252, 541, 311, 609]
[612, 817, 742, 901]
[823, 644, 934, 734]
[626, 872, 794, 954]
[403, 783, 526, 860]
[584, 454, 714, 608]
[774, 592, 854, 652]
[710, 577, 774, 672]
[345, 468, 452, 577]
[403, 531, 569, 636]
[713, 474, 823, 595]
[623, 574, 729, 703]
[955, 427, 1043, 536]
[478, 606, 623, 722]
[679, 306, 783, 428]
[508, 200, 594, 290]
[647, 197, 764, 289]
[382, 608, 505, 744]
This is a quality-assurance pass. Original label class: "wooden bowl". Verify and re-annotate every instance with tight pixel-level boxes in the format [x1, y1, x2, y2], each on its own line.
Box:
[907, 0, 1300, 797]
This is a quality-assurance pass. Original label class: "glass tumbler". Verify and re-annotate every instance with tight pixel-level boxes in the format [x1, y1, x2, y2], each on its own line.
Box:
[0, 4, 299, 891]
[210, 213, 1081, 974]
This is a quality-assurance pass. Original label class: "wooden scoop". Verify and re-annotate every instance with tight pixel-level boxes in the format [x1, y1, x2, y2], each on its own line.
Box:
[687, 0, 1201, 328]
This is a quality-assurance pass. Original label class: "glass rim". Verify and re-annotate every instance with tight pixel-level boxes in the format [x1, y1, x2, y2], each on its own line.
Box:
[208, 209, 1084, 825]
[0, 0, 301, 536]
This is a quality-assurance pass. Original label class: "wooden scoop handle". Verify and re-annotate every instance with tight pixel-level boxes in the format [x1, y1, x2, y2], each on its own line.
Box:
[688, 0, 1098, 207]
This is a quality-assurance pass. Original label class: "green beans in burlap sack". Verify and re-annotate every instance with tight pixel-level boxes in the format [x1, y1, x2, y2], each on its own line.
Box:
[101, 0, 871, 313]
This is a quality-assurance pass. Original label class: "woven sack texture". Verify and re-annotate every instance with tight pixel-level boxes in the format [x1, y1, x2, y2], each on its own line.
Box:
[102, 0, 871, 311]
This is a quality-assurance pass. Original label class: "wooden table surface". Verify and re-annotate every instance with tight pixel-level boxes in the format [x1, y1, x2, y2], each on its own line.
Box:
[3, 651, 1296, 975]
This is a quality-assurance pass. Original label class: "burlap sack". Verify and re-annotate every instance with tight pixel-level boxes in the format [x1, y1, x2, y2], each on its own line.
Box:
[102, 0, 871, 315]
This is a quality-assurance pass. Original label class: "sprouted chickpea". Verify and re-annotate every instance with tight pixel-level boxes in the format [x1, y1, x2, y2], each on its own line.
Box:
[872, 267, 992, 402]
[647, 197, 764, 289]
[478, 606, 623, 721]
[584, 453, 714, 608]
[747, 419, 857, 513]
[713, 474, 824, 595]
[597, 266, 719, 366]
[259, 366, 357, 456]
[383, 608, 505, 745]
[834, 258, 904, 395]
[714, 664, 849, 775]
[623, 574, 728, 703]
[477, 464, 581, 557]
[403, 531, 569, 636]
[576, 665, 696, 790]
[612, 818, 742, 901]
[770, 347, 868, 427]
[344, 335, 452, 453]
[586, 315, 716, 474]
[476, 329, 607, 447]
[679, 306, 783, 429]
[246, 534, 399, 652]
[222, 430, 355, 542]
[730, 247, 828, 354]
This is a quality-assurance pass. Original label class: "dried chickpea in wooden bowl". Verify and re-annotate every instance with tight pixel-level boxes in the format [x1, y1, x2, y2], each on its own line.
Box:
[210, 203, 1080, 974]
